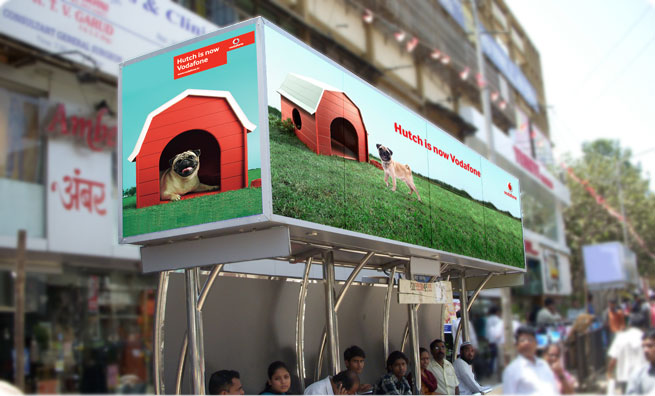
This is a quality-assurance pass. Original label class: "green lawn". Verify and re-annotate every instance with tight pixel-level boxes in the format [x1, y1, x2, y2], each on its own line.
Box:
[122, 169, 262, 237]
[270, 116, 524, 268]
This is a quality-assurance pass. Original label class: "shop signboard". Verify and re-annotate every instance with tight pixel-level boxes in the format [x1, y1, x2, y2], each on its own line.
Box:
[398, 279, 453, 304]
[0, 0, 219, 76]
[119, 18, 525, 273]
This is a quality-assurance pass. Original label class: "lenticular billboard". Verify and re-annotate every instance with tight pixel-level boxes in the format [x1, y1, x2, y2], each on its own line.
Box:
[120, 23, 262, 239]
[264, 24, 524, 268]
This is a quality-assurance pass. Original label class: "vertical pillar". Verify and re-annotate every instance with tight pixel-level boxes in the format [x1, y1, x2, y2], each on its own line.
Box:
[405, 266, 421, 394]
[185, 268, 205, 395]
[14, 230, 26, 391]
[383, 266, 397, 363]
[323, 251, 340, 374]
[460, 276, 470, 344]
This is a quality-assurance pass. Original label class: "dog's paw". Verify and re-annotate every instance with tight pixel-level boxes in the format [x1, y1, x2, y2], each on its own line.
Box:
[210, 185, 219, 191]
[171, 194, 181, 201]
[391, 188, 396, 192]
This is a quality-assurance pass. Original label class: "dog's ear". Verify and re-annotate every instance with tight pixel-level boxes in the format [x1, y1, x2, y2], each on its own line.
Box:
[389, 149, 393, 156]
[169, 156, 175, 166]
[376, 143, 381, 149]
[192, 149, 201, 157]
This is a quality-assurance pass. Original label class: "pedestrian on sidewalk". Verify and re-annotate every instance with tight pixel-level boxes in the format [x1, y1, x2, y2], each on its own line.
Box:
[626, 329, 655, 394]
[502, 326, 558, 395]
[607, 313, 648, 394]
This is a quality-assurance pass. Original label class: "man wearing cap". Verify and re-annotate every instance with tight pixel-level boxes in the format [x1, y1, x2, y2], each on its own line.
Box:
[454, 342, 484, 395]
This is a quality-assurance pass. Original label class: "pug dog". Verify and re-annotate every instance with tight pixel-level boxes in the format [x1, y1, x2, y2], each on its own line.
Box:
[376, 144, 421, 202]
[160, 149, 218, 201]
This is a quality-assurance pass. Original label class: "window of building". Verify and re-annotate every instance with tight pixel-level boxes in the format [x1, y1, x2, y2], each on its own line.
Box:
[498, 74, 510, 101]
[521, 188, 559, 242]
[491, 1, 507, 29]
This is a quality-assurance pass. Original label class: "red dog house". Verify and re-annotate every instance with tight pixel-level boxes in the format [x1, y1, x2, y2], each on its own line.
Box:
[128, 89, 256, 209]
[277, 73, 368, 162]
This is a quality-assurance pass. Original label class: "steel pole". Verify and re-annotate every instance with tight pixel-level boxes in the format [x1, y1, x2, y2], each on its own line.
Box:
[383, 266, 397, 364]
[154, 271, 170, 395]
[323, 251, 340, 375]
[185, 269, 204, 394]
[404, 266, 421, 395]
[296, 257, 313, 391]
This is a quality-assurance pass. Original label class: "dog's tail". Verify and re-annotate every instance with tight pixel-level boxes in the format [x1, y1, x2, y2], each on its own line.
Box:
[405, 164, 411, 171]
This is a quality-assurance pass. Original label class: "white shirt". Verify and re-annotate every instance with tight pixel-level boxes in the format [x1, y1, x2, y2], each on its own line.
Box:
[608, 327, 647, 382]
[536, 307, 562, 327]
[427, 357, 459, 395]
[304, 376, 333, 395]
[502, 354, 557, 395]
[486, 315, 502, 345]
[454, 358, 483, 395]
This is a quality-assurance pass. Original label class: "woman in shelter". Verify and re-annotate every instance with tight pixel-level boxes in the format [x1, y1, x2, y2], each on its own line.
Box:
[260, 361, 292, 395]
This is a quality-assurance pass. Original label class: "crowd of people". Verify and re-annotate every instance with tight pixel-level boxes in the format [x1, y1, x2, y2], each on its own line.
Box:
[204, 294, 655, 395]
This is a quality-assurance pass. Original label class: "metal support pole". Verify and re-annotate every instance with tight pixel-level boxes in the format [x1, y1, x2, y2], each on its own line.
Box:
[383, 266, 397, 364]
[185, 269, 204, 395]
[453, 273, 494, 362]
[323, 251, 340, 375]
[296, 257, 313, 391]
[615, 160, 629, 245]
[176, 264, 223, 394]
[154, 271, 170, 395]
[460, 276, 471, 344]
[316, 252, 373, 380]
[194, 268, 206, 391]
[405, 266, 421, 395]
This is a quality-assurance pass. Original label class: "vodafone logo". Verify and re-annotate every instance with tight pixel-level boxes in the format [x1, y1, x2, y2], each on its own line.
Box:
[232, 38, 240, 45]
[504, 181, 517, 200]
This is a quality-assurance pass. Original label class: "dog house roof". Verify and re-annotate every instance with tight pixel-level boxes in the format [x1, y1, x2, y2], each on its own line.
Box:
[276, 73, 343, 115]
[127, 89, 257, 162]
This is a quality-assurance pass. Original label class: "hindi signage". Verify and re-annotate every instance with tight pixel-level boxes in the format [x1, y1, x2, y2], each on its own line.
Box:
[398, 279, 453, 304]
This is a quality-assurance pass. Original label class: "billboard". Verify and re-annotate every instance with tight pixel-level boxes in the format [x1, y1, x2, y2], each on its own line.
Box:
[265, 24, 524, 268]
[119, 19, 524, 271]
[120, 22, 262, 239]
[0, 0, 219, 77]
[583, 241, 639, 290]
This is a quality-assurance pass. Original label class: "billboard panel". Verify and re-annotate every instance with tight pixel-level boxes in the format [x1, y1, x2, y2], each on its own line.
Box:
[264, 23, 524, 269]
[120, 22, 263, 239]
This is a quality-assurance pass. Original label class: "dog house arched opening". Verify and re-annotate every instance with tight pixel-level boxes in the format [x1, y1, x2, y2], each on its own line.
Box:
[159, 129, 221, 190]
[330, 117, 358, 160]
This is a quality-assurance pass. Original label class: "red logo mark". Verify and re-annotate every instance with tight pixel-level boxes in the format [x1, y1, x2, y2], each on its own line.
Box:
[508, 182, 512, 192]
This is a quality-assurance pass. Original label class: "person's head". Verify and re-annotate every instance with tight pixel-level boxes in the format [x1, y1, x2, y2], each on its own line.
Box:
[386, 351, 408, 379]
[643, 329, 655, 364]
[544, 297, 556, 312]
[332, 370, 360, 395]
[343, 345, 366, 374]
[587, 293, 593, 302]
[489, 306, 500, 316]
[628, 313, 648, 330]
[264, 361, 291, 394]
[515, 326, 538, 360]
[208, 370, 244, 395]
[544, 344, 562, 367]
[609, 298, 618, 310]
[650, 293, 655, 303]
[419, 347, 430, 370]
[429, 339, 446, 361]
[460, 342, 475, 364]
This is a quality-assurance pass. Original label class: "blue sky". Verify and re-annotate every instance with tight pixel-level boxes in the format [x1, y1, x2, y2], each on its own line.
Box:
[265, 25, 521, 218]
[121, 24, 260, 190]
[505, 0, 655, 188]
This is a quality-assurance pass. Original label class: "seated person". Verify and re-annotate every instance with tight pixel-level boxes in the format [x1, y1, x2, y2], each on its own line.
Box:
[208, 370, 245, 395]
[375, 351, 412, 395]
[260, 361, 291, 395]
[544, 343, 576, 394]
[419, 348, 438, 395]
[304, 370, 360, 395]
[344, 345, 373, 393]
[454, 342, 483, 395]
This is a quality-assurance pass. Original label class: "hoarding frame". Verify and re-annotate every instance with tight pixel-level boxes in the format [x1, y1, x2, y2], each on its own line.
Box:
[118, 17, 526, 275]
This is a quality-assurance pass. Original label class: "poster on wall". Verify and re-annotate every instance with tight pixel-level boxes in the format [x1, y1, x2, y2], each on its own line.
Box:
[264, 25, 524, 268]
[120, 23, 262, 240]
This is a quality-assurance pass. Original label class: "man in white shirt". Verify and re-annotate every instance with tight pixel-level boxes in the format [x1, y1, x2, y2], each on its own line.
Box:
[304, 370, 359, 395]
[502, 326, 557, 395]
[607, 313, 648, 394]
[536, 298, 563, 328]
[454, 342, 484, 395]
[427, 338, 460, 395]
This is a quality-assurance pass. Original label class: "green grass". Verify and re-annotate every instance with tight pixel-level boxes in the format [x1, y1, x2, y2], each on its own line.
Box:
[270, 116, 524, 268]
[122, 169, 262, 237]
